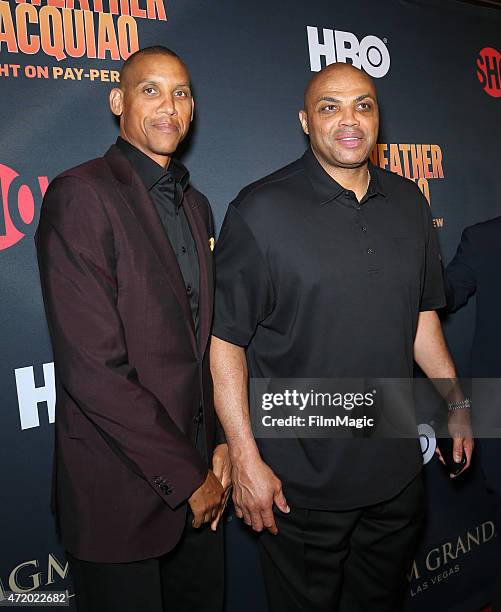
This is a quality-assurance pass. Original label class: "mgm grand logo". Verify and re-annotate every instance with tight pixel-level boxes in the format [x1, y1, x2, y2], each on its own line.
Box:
[407, 521, 496, 597]
[0, 553, 71, 600]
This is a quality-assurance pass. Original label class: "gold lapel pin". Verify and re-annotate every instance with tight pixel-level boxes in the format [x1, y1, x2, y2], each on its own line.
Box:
[209, 237, 215, 252]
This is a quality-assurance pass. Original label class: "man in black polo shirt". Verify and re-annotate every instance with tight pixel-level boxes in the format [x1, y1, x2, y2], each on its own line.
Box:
[210, 63, 473, 611]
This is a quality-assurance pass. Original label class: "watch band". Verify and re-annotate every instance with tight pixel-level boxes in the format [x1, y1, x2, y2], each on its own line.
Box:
[448, 398, 471, 412]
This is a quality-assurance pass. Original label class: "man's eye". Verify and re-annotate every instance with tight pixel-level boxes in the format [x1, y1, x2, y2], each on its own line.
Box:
[320, 104, 337, 112]
[143, 87, 157, 95]
[358, 102, 372, 110]
[174, 90, 189, 97]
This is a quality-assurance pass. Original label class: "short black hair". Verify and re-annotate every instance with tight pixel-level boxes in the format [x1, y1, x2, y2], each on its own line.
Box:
[119, 46, 184, 87]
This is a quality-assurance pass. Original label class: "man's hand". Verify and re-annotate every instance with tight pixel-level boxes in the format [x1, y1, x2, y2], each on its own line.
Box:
[232, 452, 289, 535]
[209, 338, 289, 533]
[210, 444, 232, 531]
[188, 470, 224, 528]
[435, 408, 474, 478]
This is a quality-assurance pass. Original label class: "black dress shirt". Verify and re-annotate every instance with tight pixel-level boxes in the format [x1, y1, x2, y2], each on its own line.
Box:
[116, 137, 200, 336]
[213, 147, 445, 510]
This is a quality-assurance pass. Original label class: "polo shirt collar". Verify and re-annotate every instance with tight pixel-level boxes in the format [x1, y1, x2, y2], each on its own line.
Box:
[301, 147, 386, 205]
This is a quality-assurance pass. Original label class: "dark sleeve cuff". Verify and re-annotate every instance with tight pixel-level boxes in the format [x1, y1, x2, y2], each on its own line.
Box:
[419, 298, 447, 312]
[154, 460, 208, 510]
[212, 327, 250, 348]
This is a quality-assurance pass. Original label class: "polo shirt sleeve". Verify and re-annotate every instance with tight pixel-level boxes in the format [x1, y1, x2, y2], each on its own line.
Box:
[213, 203, 275, 347]
[420, 195, 446, 311]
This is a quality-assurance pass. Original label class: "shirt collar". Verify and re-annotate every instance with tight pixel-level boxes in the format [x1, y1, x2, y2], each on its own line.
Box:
[116, 136, 189, 192]
[301, 147, 386, 206]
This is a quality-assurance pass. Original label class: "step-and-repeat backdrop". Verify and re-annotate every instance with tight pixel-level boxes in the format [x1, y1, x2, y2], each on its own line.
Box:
[1, 0, 501, 609]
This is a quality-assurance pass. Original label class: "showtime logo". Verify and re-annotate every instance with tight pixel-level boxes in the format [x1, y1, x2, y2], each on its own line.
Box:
[0, 164, 48, 250]
[476, 47, 501, 98]
[307, 26, 390, 77]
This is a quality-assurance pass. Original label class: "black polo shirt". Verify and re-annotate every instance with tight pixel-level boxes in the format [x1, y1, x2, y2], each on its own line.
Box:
[213, 147, 446, 510]
[116, 137, 200, 335]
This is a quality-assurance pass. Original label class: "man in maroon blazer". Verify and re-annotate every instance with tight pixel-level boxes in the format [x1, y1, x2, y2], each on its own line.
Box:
[35, 46, 230, 612]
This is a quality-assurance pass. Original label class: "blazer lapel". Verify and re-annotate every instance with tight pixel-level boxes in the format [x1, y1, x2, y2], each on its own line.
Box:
[104, 146, 198, 355]
[183, 189, 214, 358]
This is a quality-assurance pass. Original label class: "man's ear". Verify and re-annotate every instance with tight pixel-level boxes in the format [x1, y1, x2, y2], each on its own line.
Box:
[109, 88, 123, 117]
[190, 97, 194, 122]
[298, 110, 309, 135]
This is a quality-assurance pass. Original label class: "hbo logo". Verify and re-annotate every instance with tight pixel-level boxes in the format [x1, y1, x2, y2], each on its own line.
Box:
[307, 26, 390, 78]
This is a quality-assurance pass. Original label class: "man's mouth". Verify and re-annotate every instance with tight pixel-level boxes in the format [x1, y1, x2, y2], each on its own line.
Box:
[151, 122, 179, 134]
[336, 134, 364, 148]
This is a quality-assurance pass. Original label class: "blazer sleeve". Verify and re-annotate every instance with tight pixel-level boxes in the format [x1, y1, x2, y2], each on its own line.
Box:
[35, 175, 207, 509]
[445, 227, 477, 312]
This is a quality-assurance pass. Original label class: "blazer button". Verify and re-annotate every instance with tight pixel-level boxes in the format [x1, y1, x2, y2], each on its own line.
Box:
[154, 476, 169, 489]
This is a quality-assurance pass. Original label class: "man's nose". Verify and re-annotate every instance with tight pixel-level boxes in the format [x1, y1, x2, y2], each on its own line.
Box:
[158, 94, 177, 115]
[339, 106, 359, 126]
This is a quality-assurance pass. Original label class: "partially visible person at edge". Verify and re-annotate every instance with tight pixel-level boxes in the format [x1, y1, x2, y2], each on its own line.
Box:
[210, 63, 474, 612]
[35, 46, 230, 612]
[446, 215, 501, 610]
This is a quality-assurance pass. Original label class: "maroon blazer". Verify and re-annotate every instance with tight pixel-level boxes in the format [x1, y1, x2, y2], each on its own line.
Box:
[35, 145, 218, 563]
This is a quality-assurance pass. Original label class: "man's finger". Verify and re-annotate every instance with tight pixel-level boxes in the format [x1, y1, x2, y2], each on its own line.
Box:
[212, 459, 225, 483]
[463, 438, 474, 469]
[212, 465, 222, 482]
[273, 489, 290, 514]
[435, 447, 446, 465]
[250, 511, 264, 532]
[242, 510, 252, 526]
[233, 490, 244, 517]
[211, 509, 223, 532]
[211, 487, 233, 531]
[234, 504, 243, 519]
[452, 437, 464, 463]
[261, 509, 278, 535]
[450, 437, 472, 479]
[192, 512, 203, 529]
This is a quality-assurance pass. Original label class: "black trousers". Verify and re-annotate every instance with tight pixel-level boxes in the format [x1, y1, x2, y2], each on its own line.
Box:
[67, 511, 224, 612]
[259, 475, 424, 612]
